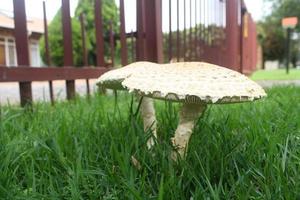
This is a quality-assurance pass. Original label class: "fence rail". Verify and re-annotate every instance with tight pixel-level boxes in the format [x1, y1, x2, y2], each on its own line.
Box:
[0, 0, 258, 106]
[0, 67, 109, 82]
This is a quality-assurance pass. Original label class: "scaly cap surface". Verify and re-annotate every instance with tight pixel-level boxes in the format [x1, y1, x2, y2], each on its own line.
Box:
[122, 62, 267, 104]
[96, 61, 158, 90]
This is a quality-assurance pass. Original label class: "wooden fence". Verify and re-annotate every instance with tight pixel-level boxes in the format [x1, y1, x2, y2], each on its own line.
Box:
[0, 0, 258, 106]
[158, 0, 257, 73]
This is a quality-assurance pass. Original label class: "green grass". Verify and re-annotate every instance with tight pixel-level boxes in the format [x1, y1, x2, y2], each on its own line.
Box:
[1, 87, 300, 199]
[251, 69, 300, 80]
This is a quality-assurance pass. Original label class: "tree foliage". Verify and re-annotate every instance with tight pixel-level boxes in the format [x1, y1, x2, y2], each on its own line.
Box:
[40, 0, 119, 67]
[258, 0, 300, 66]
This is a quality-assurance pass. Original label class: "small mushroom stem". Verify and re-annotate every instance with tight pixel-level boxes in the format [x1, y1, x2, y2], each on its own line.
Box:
[171, 103, 206, 160]
[139, 96, 157, 149]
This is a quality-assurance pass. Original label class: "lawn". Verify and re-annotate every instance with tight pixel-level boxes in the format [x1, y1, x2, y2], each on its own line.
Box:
[0, 86, 300, 199]
[251, 69, 300, 80]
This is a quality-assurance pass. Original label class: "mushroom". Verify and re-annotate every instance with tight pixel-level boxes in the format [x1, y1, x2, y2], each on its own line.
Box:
[122, 62, 267, 159]
[96, 61, 159, 149]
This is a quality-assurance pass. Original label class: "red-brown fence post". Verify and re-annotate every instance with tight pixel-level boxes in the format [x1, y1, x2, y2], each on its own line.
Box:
[79, 13, 90, 96]
[136, 0, 146, 61]
[225, 0, 240, 71]
[252, 19, 258, 72]
[194, 0, 198, 60]
[109, 21, 115, 67]
[130, 30, 135, 62]
[80, 13, 88, 67]
[13, 0, 32, 106]
[176, 0, 180, 61]
[183, 0, 186, 61]
[189, 0, 192, 60]
[43, 1, 55, 105]
[119, 0, 128, 66]
[240, 2, 247, 73]
[94, 0, 105, 66]
[62, 0, 75, 100]
[137, 0, 163, 63]
[168, 0, 173, 62]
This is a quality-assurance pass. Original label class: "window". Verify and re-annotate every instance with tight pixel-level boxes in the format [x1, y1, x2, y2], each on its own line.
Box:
[0, 36, 41, 67]
[7, 40, 16, 66]
[30, 41, 40, 67]
[0, 36, 17, 67]
[0, 38, 5, 65]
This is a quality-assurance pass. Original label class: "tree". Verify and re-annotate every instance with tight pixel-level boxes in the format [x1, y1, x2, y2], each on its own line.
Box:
[258, 0, 300, 67]
[257, 19, 285, 63]
[265, 0, 300, 32]
[40, 0, 119, 67]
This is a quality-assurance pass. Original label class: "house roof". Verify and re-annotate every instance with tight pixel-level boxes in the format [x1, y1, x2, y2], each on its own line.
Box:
[0, 11, 44, 34]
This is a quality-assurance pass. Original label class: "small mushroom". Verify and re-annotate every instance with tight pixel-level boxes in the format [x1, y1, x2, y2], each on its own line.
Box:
[96, 61, 159, 149]
[122, 62, 267, 160]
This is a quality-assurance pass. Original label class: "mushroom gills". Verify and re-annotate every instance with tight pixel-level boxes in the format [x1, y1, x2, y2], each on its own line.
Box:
[171, 103, 207, 159]
[139, 97, 157, 149]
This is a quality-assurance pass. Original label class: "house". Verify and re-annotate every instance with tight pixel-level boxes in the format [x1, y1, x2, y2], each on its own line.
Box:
[0, 11, 43, 67]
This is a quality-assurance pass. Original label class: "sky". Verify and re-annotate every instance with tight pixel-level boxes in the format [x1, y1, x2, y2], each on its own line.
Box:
[0, 0, 271, 33]
[244, 0, 272, 21]
[0, 0, 78, 19]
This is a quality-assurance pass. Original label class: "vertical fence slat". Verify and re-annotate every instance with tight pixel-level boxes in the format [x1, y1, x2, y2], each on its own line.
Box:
[80, 13, 88, 67]
[62, 0, 75, 100]
[199, 0, 202, 44]
[183, 0, 186, 61]
[211, 0, 214, 45]
[168, 0, 172, 61]
[189, 0, 192, 60]
[225, 0, 240, 71]
[119, 0, 128, 66]
[199, 0, 202, 60]
[43, 1, 54, 105]
[143, 0, 163, 63]
[136, 0, 146, 60]
[79, 13, 90, 96]
[61, 0, 73, 66]
[212, 0, 214, 44]
[207, 0, 210, 45]
[94, 0, 105, 66]
[253, 20, 258, 72]
[221, 0, 224, 28]
[194, 0, 198, 60]
[109, 21, 115, 67]
[208, 0, 211, 46]
[219, 0, 222, 27]
[176, 0, 180, 61]
[204, 0, 206, 44]
[240, 3, 245, 73]
[155, 0, 163, 63]
[43, 2, 51, 66]
[13, 0, 32, 106]
[131, 30, 135, 62]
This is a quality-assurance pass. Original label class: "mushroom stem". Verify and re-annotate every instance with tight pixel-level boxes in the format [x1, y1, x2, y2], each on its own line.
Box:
[171, 103, 206, 160]
[140, 97, 157, 149]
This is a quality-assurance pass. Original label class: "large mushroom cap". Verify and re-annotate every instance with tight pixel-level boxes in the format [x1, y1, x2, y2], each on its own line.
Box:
[122, 62, 267, 104]
[96, 61, 158, 90]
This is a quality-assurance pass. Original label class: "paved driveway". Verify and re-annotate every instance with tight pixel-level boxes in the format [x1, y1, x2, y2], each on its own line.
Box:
[255, 80, 300, 88]
[1, 80, 299, 105]
[0, 79, 98, 105]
